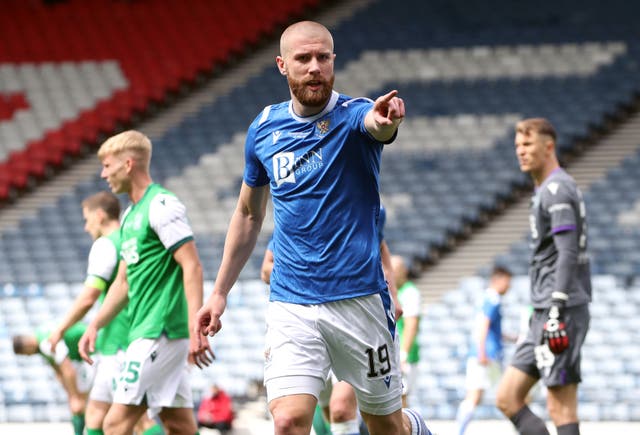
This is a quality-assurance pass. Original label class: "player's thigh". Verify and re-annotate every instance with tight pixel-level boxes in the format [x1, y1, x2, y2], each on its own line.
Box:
[104, 402, 147, 434]
[159, 406, 198, 435]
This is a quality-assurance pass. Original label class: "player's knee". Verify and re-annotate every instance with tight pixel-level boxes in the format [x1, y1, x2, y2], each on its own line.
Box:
[103, 413, 124, 434]
[329, 402, 356, 423]
[69, 395, 86, 415]
[272, 411, 302, 434]
[494, 387, 513, 416]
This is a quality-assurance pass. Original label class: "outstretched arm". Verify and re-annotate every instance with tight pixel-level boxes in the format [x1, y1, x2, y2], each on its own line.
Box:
[364, 90, 405, 143]
[196, 182, 269, 337]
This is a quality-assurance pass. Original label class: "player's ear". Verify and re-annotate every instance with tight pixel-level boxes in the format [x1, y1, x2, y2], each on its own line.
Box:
[276, 56, 287, 75]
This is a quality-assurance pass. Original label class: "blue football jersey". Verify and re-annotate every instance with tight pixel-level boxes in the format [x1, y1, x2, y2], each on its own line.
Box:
[469, 288, 504, 361]
[244, 91, 388, 303]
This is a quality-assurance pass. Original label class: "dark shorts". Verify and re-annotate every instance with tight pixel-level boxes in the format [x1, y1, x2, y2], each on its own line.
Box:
[510, 304, 590, 387]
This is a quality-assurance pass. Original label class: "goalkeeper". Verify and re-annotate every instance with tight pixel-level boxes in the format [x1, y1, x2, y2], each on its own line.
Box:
[496, 118, 592, 435]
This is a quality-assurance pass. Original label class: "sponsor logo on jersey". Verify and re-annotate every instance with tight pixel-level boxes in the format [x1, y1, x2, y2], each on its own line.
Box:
[273, 148, 324, 187]
[289, 131, 308, 139]
[547, 182, 560, 195]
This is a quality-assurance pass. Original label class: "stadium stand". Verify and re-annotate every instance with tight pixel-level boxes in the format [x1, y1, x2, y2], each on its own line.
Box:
[0, 0, 320, 201]
[0, 0, 639, 426]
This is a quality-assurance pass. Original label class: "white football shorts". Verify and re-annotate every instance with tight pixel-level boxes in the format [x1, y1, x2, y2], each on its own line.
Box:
[113, 335, 193, 416]
[89, 352, 125, 403]
[264, 293, 403, 416]
[464, 356, 502, 391]
[73, 359, 97, 394]
[401, 362, 418, 396]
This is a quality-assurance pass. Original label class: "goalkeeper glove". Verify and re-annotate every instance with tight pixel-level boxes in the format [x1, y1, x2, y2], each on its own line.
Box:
[543, 292, 569, 354]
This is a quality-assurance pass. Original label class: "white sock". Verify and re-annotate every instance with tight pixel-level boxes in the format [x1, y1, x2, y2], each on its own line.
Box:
[330, 419, 360, 435]
[455, 399, 475, 435]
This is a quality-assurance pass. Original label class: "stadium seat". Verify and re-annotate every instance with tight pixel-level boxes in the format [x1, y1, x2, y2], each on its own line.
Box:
[1, 0, 640, 423]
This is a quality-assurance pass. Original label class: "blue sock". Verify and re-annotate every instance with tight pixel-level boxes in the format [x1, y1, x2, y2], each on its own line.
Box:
[402, 408, 432, 435]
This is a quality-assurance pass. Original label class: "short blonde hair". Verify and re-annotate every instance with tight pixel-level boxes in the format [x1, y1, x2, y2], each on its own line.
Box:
[515, 118, 557, 142]
[97, 130, 152, 165]
[280, 21, 334, 57]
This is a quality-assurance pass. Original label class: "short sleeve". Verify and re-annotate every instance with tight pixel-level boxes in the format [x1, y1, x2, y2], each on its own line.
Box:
[243, 115, 270, 187]
[400, 286, 421, 317]
[149, 194, 194, 251]
[85, 237, 118, 288]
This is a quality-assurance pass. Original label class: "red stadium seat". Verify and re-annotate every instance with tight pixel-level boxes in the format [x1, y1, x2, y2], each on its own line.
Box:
[0, 0, 317, 194]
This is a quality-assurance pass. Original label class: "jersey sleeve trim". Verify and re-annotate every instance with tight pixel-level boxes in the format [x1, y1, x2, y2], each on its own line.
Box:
[259, 105, 272, 125]
[551, 224, 576, 234]
[168, 235, 194, 253]
[84, 275, 108, 291]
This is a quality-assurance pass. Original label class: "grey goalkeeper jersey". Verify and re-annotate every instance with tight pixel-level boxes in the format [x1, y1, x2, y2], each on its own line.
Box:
[528, 168, 592, 308]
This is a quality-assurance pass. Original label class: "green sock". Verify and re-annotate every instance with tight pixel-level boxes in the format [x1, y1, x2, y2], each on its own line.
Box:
[312, 404, 332, 435]
[86, 429, 104, 435]
[142, 423, 165, 435]
[71, 413, 85, 435]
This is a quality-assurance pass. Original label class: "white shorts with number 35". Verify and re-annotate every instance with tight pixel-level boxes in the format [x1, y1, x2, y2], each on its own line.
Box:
[90, 352, 125, 403]
[114, 335, 192, 416]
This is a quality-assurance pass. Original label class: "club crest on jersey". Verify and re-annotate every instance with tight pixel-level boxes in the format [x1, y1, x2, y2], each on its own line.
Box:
[123, 212, 143, 231]
[316, 119, 330, 135]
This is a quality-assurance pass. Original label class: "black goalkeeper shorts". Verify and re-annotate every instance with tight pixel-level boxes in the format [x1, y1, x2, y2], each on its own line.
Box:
[510, 304, 590, 387]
